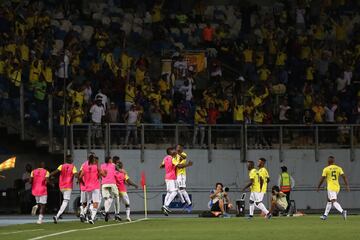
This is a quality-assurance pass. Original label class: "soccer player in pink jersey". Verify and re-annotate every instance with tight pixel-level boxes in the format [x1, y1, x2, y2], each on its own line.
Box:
[114, 161, 138, 222]
[50, 155, 78, 224]
[79, 154, 101, 224]
[160, 147, 193, 215]
[30, 162, 49, 224]
[100, 156, 119, 222]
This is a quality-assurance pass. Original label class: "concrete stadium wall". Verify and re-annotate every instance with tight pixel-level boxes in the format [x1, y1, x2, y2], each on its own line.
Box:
[70, 149, 360, 212]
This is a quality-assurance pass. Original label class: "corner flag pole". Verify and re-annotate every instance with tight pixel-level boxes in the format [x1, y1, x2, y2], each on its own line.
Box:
[144, 184, 148, 219]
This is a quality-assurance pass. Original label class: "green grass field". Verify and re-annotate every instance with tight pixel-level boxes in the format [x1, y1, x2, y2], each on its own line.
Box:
[0, 215, 358, 240]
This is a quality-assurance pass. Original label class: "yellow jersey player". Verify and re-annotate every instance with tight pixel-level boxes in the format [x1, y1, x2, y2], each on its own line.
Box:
[258, 158, 270, 203]
[317, 156, 350, 220]
[175, 144, 193, 211]
[243, 161, 271, 219]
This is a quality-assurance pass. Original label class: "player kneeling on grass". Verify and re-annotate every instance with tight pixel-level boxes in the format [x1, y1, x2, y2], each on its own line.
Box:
[269, 186, 288, 216]
[50, 155, 78, 224]
[209, 183, 233, 218]
[114, 161, 138, 222]
[30, 162, 49, 224]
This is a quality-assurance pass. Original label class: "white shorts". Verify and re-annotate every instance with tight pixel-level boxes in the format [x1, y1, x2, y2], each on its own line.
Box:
[35, 195, 47, 204]
[61, 190, 72, 200]
[258, 192, 265, 202]
[86, 189, 101, 203]
[165, 179, 178, 192]
[250, 192, 262, 202]
[177, 175, 186, 188]
[327, 191, 338, 201]
[80, 191, 89, 203]
[119, 192, 130, 205]
[102, 184, 119, 199]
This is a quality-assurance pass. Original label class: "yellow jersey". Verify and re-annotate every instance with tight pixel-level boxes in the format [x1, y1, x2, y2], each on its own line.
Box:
[249, 169, 261, 193]
[322, 164, 344, 192]
[258, 167, 269, 193]
[176, 152, 187, 176]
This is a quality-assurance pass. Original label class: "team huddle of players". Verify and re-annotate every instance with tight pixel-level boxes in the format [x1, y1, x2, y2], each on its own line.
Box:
[30, 153, 138, 224]
[241, 156, 350, 220]
[29, 145, 350, 224]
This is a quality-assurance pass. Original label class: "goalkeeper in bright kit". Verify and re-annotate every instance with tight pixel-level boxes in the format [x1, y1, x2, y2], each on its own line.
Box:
[317, 156, 350, 220]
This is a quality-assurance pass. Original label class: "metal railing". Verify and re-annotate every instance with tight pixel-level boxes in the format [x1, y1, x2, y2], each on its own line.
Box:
[69, 123, 360, 162]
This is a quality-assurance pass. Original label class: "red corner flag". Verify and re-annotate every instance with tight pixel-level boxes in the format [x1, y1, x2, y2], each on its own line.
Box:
[141, 171, 146, 189]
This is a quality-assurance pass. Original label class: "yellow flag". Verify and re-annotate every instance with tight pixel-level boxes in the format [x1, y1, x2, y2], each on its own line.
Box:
[0, 157, 16, 172]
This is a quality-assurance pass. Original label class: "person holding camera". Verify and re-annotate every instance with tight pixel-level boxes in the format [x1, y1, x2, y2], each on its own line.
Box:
[209, 183, 233, 217]
[269, 185, 288, 216]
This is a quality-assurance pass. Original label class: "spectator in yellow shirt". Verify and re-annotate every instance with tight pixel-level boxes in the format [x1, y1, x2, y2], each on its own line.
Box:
[258, 65, 271, 81]
[312, 100, 325, 123]
[193, 103, 207, 148]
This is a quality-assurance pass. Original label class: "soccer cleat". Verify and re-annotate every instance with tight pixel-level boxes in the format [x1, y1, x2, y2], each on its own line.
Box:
[105, 212, 110, 222]
[266, 213, 272, 219]
[115, 214, 122, 221]
[126, 217, 132, 222]
[320, 215, 328, 220]
[185, 203, 193, 213]
[53, 216, 58, 224]
[342, 210, 347, 220]
[163, 205, 172, 213]
[31, 205, 38, 216]
[247, 215, 253, 220]
[88, 219, 95, 224]
[161, 206, 169, 216]
[36, 220, 42, 224]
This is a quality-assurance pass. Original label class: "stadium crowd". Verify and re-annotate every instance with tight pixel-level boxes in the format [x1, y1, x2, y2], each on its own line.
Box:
[0, 0, 360, 138]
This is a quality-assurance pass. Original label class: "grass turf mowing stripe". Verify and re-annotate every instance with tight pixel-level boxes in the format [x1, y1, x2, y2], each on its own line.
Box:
[27, 218, 147, 240]
[1, 229, 44, 235]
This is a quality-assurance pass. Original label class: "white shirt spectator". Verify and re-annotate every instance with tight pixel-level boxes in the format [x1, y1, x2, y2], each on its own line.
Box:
[83, 86, 92, 103]
[324, 105, 337, 123]
[296, 8, 305, 24]
[127, 110, 139, 124]
[179, 80, 193, 101]
[344, 70, 352, 85]
[90, 104, 105, 123]
[279, 105, 291, 121]
[95, 92, 108, 111]
[56, 54, 70, 79]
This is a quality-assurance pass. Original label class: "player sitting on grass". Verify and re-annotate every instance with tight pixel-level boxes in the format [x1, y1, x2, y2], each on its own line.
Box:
[209, 182, 233, 218]
[114, 160, 138, 222]
[269, 185, 288, 216]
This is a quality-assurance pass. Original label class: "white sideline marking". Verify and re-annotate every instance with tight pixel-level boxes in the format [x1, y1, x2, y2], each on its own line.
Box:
[27, 218, 147, 240]
[1, 229, 44, 235]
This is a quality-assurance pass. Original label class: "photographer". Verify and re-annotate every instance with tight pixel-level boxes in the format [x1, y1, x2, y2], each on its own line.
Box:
[269, 185, 288, 216]
[209, 183, 233, 217]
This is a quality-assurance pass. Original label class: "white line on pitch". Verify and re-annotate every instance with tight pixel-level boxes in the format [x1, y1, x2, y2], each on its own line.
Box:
[27, 218, 148, 240]
[1, 229, 44, 235]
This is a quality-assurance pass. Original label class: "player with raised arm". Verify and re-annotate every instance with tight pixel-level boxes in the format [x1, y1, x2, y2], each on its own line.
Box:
[258, 158, 270, 209]
[50, 154, 78, 224]
[114, 161, 138, 222]
[242, 161, 271, 219]
[160, 147, 193, 216]
[175, 144, 192, 211]
[79, 154, 101, 224]
[100, 156, 119, 222]
[317, 156, 350, 220]
[30, 162, 49, 224]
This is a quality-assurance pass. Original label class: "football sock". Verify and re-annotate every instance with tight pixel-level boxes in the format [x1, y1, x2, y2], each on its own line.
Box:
[324, 202, 332, 216]
[56, 199, 69, 218]
[333, 202, 343, 213]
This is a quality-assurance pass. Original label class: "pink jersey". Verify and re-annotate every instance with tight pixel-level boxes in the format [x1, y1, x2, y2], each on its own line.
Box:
[101, 163, 116, 184]
[31, 168, 49, 196]
[163, 155, 177, 180]
[115, 171, 129, 192]
[58, 163, 77, 190]
[79, 162, 86, 191]
[81, 161, 100, 191]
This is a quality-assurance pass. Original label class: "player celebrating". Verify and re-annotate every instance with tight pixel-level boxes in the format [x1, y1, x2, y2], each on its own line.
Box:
[100, 156, 119, 222]
[258, 158, 270, 206]
[79, 154, 101, 224]
[243, 161, 271, 219]
[30, 162, 49, 224]
[114, 161, 138, 221]
[175, 144, 192, 211]
[50, 154, 78, 224]
[160, 147, 192, 216]
[317, 156, 350, 220]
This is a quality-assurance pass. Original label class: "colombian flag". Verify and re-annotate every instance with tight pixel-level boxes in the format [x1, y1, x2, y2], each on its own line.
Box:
[0, 157, 16, 172]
